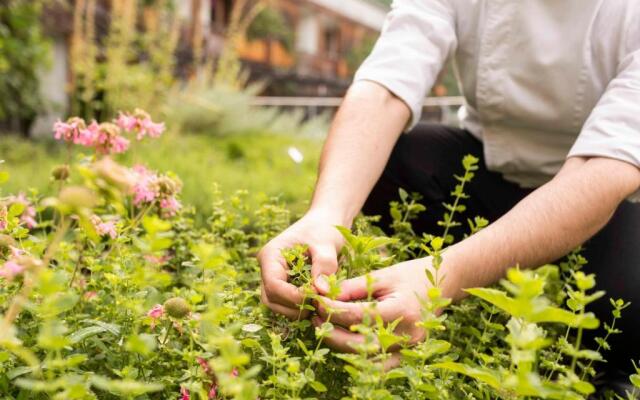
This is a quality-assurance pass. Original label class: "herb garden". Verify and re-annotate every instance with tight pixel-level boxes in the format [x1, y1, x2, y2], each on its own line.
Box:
[0, 112, 639, 400]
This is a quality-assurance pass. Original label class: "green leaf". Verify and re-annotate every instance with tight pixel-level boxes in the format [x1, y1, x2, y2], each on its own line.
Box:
[90, 376, 163, 396]
[296, 339, 310, 356]
[125, 334, 156, 356]
[308, 380, 327, 392]
[465, 287, 599, 329]
[398, 188, 408, 202]
[68, 326, 109, 344]
[8, 202, 24, 217]
[572, 380, 595, 395]
[7, 366, 34, 380]
[432, 362, 501, 389]
[630, 373, 640, 388]
[465, 288, 516, 314]
[80, 320, 121, 336]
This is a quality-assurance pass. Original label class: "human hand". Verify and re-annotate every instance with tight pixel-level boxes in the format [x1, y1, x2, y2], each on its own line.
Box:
[313, 257, 450, 352]
[258, 209, 346, 319]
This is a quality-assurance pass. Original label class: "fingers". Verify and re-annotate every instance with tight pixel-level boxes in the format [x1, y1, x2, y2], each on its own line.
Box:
[258, 245, 306, 308]
[383, 352, 402, 371]
[317, 296, 404, 329]
[261, 286, 309, 320]
[309, 245, 339, 295]
[336, 269, 389, 301]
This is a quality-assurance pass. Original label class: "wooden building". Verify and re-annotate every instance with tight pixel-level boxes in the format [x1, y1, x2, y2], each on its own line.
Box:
[179, 0, 388, 95]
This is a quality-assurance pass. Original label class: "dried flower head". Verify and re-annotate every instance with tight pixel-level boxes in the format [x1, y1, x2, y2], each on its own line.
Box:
[163, 297, 190, 319]
[51, 165, 70, 181]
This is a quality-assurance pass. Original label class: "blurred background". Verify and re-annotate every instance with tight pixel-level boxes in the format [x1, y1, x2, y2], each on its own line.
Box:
[0, 0, 462, 221]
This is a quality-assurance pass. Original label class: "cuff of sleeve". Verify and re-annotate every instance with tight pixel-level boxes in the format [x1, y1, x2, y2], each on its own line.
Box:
[353, 71, 423, 131]
[568, 140, 640, 202]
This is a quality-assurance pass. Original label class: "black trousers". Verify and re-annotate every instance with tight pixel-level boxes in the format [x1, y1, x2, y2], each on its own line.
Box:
[362, 123, 640, 379]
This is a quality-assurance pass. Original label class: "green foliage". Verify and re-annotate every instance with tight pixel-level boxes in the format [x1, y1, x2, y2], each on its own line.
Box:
[247, 8, 294, 52]
[0, 116, 636, 399]
[0, 131, 322, 223]
[165, 76, 329, 138]
[0, 0, 50, 131]
[70, 1, 177, 120]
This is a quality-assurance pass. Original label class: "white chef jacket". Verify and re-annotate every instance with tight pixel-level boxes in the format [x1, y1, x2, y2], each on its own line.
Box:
[354, 0, 640, 198]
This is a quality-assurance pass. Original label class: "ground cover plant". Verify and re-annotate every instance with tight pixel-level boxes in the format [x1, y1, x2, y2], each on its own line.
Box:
[0, 127, 320, 223]
[1, 112, 639, 399]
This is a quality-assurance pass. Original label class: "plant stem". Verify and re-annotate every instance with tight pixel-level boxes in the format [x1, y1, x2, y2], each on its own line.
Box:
[161, 319, 174, 346]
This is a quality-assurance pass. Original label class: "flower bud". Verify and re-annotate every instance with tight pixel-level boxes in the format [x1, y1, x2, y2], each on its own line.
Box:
[52, 165, 70, 181]
[58, 186, 97, 210]
[92, 158, 136, 192]
[163, 297, 190, 319]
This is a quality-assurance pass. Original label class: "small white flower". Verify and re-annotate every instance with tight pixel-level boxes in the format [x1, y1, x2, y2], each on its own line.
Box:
[242, 323, 263, 333]
[287, 146, 304, 164]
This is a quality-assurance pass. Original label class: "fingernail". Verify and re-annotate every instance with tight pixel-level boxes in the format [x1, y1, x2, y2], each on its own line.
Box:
[315, 275, 329, 293]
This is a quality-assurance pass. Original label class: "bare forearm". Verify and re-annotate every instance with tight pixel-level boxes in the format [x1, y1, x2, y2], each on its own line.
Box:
[442, 157, 640, 300]
[310, 81, 410, 226]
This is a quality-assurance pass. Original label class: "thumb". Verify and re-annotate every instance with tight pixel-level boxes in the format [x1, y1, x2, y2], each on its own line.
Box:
[336, 269, 387, 301]
[310, 245, 339, 295]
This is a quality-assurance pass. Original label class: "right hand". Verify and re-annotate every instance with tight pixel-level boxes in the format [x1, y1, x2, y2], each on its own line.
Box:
[258, 209, 346, 319]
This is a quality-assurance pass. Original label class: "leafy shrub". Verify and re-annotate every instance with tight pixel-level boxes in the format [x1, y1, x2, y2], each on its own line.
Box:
[0, 113, 639, 399]
[0, 0, 50, 134]
[165, 76, 329, 138]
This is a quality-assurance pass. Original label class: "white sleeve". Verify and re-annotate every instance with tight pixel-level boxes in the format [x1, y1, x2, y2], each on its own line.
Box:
[353, 0, 457, 129]
[568, 49, 640, 201]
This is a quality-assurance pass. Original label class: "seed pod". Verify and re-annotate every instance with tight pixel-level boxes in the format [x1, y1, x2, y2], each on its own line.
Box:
[52, 165, 70, 181]
[163, 297, 190, 319]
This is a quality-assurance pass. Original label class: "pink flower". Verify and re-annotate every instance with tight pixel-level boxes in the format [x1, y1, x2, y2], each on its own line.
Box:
[111, 135, 130, 154]
[159, 197, 181, 217]
[54, 117, 86, 143]
[116, 113, 138, 131]
[116, 109, 165, 140]
[90, 215, 118, 239]
[0, 260, 25, 280]
[75, 121, 99, 147]
[21, 206, 37, 229]
[93, 123, 130, 155]
[180, 386, 190, 400]
[83, 291, 98, 301]
[140, 118, 165, 139]
[131, 165, 158, 205]
[208, 385, 217, 399]
[8, 193, 37, 229]
[0, 206, 7, 231]
[197, 357, 212, 375]
[129, 165, 182, 218]
[147, 304, 164, 328]
[231, 368, 239, 377]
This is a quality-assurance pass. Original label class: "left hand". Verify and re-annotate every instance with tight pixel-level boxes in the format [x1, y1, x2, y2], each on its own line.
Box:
[313, 257, 444, 352]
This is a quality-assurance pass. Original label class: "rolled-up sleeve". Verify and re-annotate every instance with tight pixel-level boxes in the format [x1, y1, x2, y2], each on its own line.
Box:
[568, 49, 640, 200]
[353, 0, 457, 129]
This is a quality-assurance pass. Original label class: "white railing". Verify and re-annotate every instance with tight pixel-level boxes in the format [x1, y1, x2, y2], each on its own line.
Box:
[250, 96, 465, 126]
[250, 96, 465, 108]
